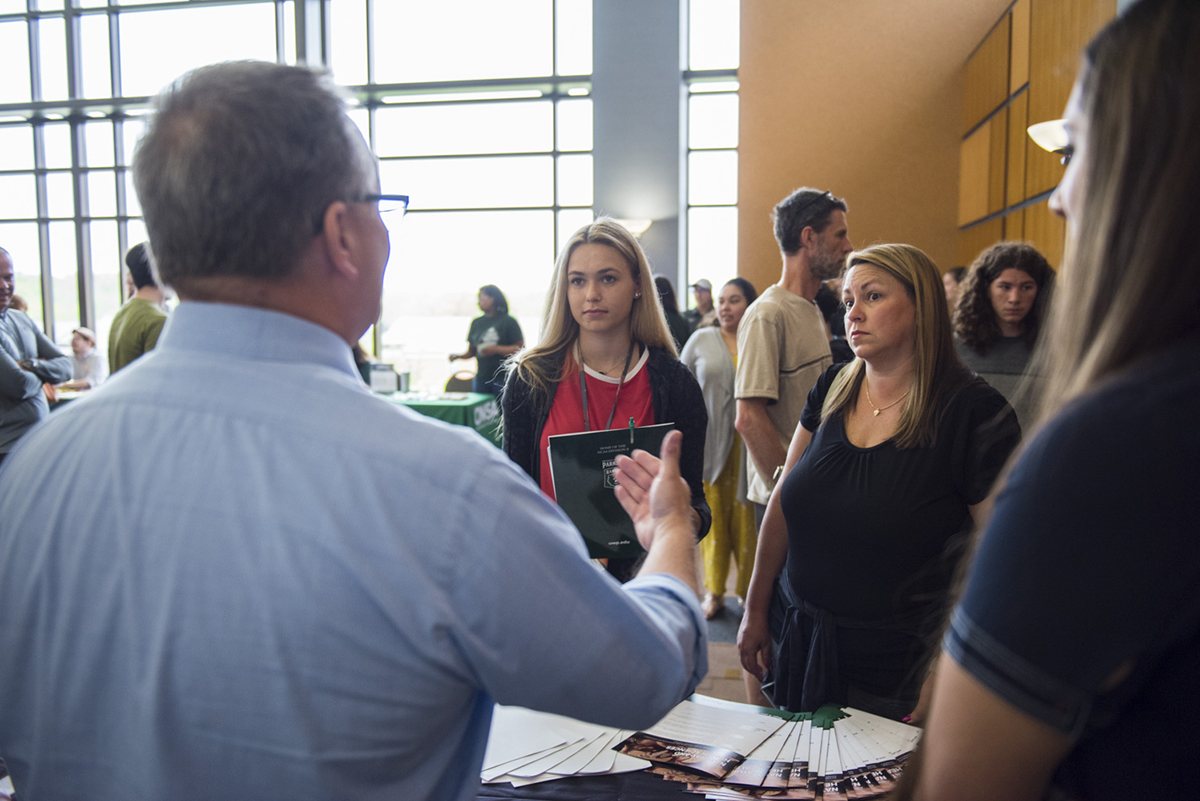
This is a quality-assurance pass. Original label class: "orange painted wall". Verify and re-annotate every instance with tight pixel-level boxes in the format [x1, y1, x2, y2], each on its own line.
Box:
[737, 0, 1013, 291]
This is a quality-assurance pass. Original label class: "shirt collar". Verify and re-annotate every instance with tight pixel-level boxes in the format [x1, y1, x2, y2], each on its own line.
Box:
[157, 301, 359, 377]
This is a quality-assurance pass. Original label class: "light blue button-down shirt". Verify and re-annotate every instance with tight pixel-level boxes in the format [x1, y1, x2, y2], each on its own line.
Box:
[0, 302, 706, 800]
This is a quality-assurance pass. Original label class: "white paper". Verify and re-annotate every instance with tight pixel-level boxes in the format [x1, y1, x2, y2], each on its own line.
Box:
[639, 697, 786, 757]
[579, 729, 630, 774]
[506, 736, 588, 777]
[550, 730, 618, 774]
[481, 706, 569, 769]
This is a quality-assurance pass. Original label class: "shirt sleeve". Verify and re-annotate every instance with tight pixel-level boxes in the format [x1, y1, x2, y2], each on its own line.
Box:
[666, 358, 712, 541]
[29, 324, 73, 384]
[945, 389, 1200, 737]
[449, 453, 707, 731]
[735, 305, 780, 402]
[0, 348, 40, 401]
[798, 363, 845, 433]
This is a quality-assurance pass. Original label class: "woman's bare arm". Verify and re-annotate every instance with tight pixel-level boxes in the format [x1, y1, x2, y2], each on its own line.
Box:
[893, 658, 1071, 801]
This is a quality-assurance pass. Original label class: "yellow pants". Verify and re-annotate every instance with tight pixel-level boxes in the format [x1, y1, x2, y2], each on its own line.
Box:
[700, 434, 757, 598]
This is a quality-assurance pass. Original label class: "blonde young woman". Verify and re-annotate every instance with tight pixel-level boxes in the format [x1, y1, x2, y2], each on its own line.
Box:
[680, 277, 759, 619]
[501, 218, 710, 581]
[900, 2, 1200, 798]
[736, 244, 1020, 719]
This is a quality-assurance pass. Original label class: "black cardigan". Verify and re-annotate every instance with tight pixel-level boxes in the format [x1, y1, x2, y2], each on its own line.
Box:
[500, 346, 712, 541]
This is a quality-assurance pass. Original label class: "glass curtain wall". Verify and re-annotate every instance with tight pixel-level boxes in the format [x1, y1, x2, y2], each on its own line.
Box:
[332, 0, 594, 391]
[684, 0, 739, 304]
[0, 0, 593, 393]
[0, 0, 285, 352]
[0, 0, 742, 392]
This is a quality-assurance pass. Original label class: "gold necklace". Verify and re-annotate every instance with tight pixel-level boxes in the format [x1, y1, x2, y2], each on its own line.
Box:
[864, 381, 910, 417]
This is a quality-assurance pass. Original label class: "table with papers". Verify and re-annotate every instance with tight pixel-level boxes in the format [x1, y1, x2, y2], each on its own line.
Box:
[479, 694, 922, 800]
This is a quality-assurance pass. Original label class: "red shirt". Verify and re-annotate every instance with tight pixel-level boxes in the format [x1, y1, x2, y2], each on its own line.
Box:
[538, 349, 655, 500]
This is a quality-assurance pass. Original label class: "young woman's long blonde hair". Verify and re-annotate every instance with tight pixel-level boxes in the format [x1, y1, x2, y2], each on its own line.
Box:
[507, 217, 676, 395]
[819, 244, 974, 449]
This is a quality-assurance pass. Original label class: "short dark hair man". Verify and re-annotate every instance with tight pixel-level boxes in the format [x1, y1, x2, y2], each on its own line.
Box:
[107, 241, 167, 373]
[0, 247, 72, 463]
[734, 188, 852, 519]
[0, 62, 705, 799]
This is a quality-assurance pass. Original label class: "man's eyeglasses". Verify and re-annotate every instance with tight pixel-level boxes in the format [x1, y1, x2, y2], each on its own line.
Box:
[357, 193, 409, 218]
[313, 194, 409, 234]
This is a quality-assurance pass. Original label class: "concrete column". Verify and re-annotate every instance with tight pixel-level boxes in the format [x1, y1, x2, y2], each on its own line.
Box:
[592, 0, 684, 290]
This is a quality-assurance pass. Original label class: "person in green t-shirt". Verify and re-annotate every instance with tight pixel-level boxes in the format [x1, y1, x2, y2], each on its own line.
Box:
[449, 285, 523, 395]
[109, 242, 168, 374]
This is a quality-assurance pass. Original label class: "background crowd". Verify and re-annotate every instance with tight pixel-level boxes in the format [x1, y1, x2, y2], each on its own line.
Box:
[0, 1, 1194, 799]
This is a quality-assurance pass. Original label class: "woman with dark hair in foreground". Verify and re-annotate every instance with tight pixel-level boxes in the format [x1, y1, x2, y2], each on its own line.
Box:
[898, 1, 1200, 799]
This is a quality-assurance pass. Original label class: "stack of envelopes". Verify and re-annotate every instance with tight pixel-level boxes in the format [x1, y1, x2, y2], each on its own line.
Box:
[480, 706, 652, 787]
[481, 695, 921, 798]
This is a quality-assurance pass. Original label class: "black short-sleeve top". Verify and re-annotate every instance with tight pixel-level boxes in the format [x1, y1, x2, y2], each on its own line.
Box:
[781, 364, 1020, 623]
[945, 335, 1200, 801]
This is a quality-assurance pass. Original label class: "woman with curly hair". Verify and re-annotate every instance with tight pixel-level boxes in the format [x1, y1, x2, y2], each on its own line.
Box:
[952, 241, 1053, 427]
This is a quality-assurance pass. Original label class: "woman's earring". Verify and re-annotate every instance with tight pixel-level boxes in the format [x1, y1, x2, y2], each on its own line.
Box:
[634, 293, 641, 299]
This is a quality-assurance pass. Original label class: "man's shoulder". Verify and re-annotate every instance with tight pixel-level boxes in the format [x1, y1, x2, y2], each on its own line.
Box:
[132, 298, 169, 320]
[5, 308, 40, 336]
[111, 298, 165, 328]
[744, 285, 808, 318]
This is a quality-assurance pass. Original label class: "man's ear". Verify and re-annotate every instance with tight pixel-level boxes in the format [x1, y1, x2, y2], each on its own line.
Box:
[799, 225, 817, 251]
[319, 201, 360, 279]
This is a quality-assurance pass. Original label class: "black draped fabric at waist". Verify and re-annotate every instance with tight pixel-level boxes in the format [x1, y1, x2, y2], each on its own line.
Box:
[764, 577, 935, 718]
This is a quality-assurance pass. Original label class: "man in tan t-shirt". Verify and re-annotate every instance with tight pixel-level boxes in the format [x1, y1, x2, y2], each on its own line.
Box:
[735, 188, 852, 522]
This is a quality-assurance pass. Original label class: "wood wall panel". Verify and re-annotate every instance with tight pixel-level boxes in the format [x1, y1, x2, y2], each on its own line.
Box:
[1006, 91, 1029, 206]
[963, 15, 1011, 134]
[988, 109, 1008, 215]
[1010, 0, 1032, 93]
[959, 217, 1004, 267]
[1026, 0, 1117, 196]
[959, 125, 992, 226]
[738, 0, 1018, 287]
[1024, 198, 1066, 268]
[1005, 208, 1026, 241]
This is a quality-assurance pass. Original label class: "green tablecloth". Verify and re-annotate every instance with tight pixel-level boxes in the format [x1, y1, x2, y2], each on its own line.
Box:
[384, 391, 501, 447]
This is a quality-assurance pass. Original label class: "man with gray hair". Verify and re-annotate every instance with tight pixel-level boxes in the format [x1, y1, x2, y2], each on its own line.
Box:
[735, 188, 852, 522]
[0, 246, 72, 464]
[0, 62, 705, 799]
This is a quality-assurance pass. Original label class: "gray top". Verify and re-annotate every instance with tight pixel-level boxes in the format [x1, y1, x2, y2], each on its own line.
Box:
[0, 308, 72, 453]
[680, 326, 747, 501]
[955, 335, 1032, 377]
[955, 335, 1037, 431]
